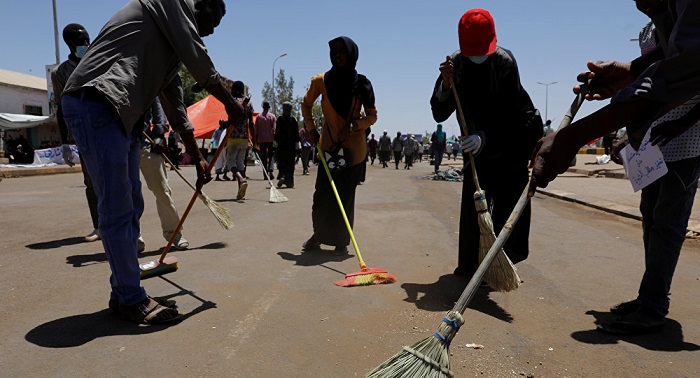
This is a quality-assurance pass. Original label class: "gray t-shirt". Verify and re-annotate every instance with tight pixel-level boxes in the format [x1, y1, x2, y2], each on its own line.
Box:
[64, 0, 222, 134]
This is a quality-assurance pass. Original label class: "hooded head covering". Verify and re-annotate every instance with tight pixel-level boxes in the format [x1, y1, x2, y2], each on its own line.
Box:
[325, 36, 375, 120]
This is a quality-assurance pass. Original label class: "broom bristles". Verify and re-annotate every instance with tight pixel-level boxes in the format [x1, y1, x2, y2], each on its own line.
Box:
[366, 311, 463, 377]
[335, 269, 397, 287]
[199, 193, 234, 229]
[269, 186, 288, 203]
[474, 191, 521, 292]
[140, 256, 179, 279]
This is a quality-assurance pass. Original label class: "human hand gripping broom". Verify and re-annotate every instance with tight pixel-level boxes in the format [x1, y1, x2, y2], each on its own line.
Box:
[316, 142, 396, 287]
[366, 83, 590, 377]
[140, 98, 248, 279]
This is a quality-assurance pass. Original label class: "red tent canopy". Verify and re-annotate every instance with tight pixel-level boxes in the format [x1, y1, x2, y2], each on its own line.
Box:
[188, 95, 257, 139]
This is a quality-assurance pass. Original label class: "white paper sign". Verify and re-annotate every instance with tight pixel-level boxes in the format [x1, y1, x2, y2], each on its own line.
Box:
[621, 130, 667, 192]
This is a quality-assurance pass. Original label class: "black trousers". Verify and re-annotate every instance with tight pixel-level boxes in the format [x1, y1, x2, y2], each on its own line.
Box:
[458, 163, 531, 276]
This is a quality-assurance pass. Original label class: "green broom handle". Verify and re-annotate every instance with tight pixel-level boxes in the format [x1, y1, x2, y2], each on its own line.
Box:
[452, 82, 590, 314]
[317, 144, 368, 271]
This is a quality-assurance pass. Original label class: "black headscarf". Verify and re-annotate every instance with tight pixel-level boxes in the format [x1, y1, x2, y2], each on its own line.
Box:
[325, 36, 375, 120]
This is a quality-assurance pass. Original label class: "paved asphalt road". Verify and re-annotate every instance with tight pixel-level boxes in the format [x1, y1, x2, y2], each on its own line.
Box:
[1, 159, 699, 377]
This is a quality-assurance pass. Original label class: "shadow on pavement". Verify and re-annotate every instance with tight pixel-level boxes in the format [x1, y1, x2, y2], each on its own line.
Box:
[26, 237, 85, 250]
[277, 250, 354, 267]
[570, 310, 700, 351]
[65, 242, 228, 267]
[25, 278, 216, 348]
[401, 274, 514, 322]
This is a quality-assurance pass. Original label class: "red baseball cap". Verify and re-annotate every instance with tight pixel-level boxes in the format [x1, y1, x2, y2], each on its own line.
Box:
[458, 8, 497, 56]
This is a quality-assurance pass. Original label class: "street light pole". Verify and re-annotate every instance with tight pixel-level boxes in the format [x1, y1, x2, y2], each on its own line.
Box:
[537, 81, 557, 123]
[272, 53, 287, 115]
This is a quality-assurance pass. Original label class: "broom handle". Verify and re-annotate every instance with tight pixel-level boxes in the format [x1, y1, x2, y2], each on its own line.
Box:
[143, 132, 202, 193]
[449, 80, 481, 191]
[452, 82, 590, 315]
[248, 140, 275, 187]
[317, 145, 368, 271]
[157, 114, 239, 264]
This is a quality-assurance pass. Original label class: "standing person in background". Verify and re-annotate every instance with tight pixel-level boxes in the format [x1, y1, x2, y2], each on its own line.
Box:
[61, 0, 244, 324]
[378, 130, 392, 168]
[51, 23, 100, 243]
[403, 133, 415, 169]
[301, 36, 378, 255]
[255, 101, 276, 179]
[225, 81, 256, 200]
[417, 140, 424, 162]
[431, 8, 543, 279]
[392, 131, 404, 170]
[451, 140, 460, 160]
[431, 123, 447, 174]
[275, 101, 300, 188]
[368, 133, 378, 165]
[212, 121, 230, 181]
[138, 98, 189, 252]
[298, 126, 314, 175]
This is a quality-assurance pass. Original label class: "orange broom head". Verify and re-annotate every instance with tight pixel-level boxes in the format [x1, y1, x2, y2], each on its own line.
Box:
[140, 256, 179, 279]
[335, 267, 397, 287]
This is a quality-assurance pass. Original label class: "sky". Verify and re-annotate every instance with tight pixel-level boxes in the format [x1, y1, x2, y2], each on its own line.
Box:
[0, 1, 650, 138]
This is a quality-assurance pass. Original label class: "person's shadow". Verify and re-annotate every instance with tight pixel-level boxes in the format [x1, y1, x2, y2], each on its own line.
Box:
[570, 310, 700, 352]
[25, 276, 216, 348]
[26, 237, 85, 250]
[401, 274, 513, 322]
[65, 242, 228, 268]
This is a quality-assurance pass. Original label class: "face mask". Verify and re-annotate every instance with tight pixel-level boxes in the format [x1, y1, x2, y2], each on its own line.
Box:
[468, 55, 488, 64]
[75, 45, 88, 58]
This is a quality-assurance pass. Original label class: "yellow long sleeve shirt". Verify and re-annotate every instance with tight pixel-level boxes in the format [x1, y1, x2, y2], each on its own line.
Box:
[301, 73, 378, 167]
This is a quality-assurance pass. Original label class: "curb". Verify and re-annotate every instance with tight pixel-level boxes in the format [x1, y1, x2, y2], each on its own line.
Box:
[0, 165, 82, 178]
[536, 187, 700, 237]
[578, 148, 605, 155]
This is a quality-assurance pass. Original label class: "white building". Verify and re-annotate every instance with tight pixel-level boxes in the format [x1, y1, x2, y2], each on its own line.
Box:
[0, 68, 59, 154]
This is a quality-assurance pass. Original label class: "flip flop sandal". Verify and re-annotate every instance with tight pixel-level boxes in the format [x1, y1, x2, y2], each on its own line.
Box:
[119, 298, 182, 325]
[109, 296, 177, 313]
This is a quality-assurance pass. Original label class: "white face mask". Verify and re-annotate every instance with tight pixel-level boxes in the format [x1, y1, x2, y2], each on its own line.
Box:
[468, 55, 488, 64]
[75, 45, 89, 58]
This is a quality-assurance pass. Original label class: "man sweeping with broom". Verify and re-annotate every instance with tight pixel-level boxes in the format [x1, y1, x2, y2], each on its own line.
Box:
[430, 8, 543, 283]
[61, 0, 244, 325]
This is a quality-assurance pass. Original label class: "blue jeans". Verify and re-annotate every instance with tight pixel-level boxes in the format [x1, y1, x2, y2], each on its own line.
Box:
[62, 90, 147, 306]
[638, 155, 700, 317]
[434, 149, 444, 172]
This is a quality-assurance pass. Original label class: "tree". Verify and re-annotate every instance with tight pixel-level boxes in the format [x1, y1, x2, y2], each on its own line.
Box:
[261, 69, 303, 122]
[180, 66, 209, 106]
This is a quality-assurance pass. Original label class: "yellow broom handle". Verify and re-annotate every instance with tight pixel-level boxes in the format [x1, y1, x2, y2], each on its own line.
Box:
[317, 145, 367, 270]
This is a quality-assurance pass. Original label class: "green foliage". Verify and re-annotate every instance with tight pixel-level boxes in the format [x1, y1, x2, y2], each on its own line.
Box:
[180, 66, 209, 106]
[261, 69, 303, 120]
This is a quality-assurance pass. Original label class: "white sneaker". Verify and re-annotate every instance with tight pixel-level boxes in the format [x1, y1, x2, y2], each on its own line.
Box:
[137, 236, 146, 253]
[172, 235, 189, 250]
[84, 229, 100, 242]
